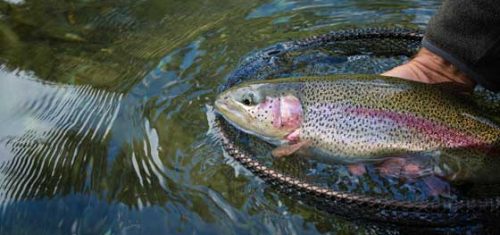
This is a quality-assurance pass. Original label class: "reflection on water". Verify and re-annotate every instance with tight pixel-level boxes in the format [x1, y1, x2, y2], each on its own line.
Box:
[0, 68, 121, 204]
[5, 0, 496, 234]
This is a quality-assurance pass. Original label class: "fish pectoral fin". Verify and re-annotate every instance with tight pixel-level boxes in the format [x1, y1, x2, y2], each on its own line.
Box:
[271, 141, 311, 158]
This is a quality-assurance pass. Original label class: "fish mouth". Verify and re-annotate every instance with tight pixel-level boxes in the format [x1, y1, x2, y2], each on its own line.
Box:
[214, 98, 259, 136]
[214, 98, 236, 119]
[214, 98, 227, 114]
[214, 98, 245, 123]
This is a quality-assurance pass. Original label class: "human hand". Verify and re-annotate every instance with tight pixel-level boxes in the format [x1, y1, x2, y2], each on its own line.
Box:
[382, 48, 475, 89]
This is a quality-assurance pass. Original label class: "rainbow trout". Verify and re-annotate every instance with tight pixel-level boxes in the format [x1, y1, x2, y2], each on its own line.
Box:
[214, 75, 500, 182]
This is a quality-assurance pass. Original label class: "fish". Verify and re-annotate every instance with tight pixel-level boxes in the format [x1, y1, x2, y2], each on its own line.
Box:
[214, 75, 500, 183]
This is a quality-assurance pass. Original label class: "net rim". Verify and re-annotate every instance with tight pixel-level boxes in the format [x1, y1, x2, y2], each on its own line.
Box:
[217, 28, 500, 226]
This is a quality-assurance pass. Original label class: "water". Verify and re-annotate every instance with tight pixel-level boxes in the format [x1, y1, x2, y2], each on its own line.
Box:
[3, 0, 491, 234]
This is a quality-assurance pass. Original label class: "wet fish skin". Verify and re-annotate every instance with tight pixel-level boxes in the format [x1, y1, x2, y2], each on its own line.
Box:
[214, 74, 500, 183]
[216, 75, 499, 157]
[297, 76, 499, 159]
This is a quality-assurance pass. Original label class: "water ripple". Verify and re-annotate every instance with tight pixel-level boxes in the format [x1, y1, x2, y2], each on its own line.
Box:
[3, 0, 486, 234]
[0, 67, 123, 205]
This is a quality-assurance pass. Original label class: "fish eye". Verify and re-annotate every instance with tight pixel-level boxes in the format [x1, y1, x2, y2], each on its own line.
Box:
[241, 93, 255, 106]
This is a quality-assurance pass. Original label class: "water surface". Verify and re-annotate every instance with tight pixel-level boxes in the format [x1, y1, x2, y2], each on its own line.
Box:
[1, 0, 473, 234]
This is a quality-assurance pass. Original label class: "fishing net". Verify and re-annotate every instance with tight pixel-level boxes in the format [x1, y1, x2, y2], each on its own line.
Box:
[211, 28, 500, 226]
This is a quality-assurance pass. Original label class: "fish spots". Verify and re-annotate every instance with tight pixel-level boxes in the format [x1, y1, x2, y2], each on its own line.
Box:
[242, 93, 304, 142]
[345, 107, 486, 148]
[293, 78, 500, 159]
[263, 97, 281, 128]
[217, 77, 499, 162]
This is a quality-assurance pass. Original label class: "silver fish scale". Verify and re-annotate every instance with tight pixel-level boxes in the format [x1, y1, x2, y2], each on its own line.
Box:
[299, 80, 437, 158]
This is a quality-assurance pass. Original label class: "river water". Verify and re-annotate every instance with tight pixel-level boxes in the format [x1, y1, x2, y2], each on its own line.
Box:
[1, 0, 477, 234]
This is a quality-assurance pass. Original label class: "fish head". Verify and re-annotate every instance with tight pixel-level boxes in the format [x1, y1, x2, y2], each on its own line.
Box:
[215, 83, 303, 144]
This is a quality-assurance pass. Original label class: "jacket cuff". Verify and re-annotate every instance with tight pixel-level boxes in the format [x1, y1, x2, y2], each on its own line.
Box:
[422, 38, 499, 91]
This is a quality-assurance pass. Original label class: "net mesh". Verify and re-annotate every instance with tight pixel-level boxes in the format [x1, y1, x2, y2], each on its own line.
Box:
[213, 28, 500, 226]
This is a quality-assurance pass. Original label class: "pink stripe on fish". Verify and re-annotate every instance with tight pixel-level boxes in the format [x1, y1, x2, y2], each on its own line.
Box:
[346, 107, 485, 148]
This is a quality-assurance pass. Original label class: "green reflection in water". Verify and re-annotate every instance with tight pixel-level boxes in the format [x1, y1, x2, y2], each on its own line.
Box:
[2, 0, 480, 234]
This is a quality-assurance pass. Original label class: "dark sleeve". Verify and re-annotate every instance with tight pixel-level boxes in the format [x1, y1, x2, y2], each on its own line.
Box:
[422, 0, 500, 91]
